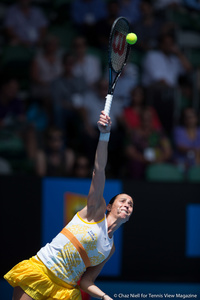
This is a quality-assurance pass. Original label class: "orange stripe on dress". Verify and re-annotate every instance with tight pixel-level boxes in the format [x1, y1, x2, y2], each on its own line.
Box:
[61, 228, 91, 268]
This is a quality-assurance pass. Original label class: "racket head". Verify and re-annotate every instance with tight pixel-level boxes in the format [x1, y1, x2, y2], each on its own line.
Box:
[108, 17, 131, 74]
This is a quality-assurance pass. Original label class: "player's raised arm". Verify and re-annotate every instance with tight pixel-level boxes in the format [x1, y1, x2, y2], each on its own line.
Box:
[87, 111, 111, 215]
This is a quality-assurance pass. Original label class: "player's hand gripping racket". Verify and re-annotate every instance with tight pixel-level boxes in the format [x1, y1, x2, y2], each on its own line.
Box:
[104, 17, 131, 117]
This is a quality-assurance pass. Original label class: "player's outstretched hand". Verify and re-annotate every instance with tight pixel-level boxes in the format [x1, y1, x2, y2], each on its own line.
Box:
[97, 111, 112, 133]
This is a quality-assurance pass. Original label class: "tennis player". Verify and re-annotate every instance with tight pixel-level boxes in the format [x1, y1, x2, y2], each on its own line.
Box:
[4, 111, 134, 300]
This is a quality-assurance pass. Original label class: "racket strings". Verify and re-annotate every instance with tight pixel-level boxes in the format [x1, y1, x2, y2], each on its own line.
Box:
[110, 19, 129, 73]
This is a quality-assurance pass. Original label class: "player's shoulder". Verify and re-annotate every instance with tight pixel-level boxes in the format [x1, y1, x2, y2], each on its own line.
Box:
[78, 205, 106, 223]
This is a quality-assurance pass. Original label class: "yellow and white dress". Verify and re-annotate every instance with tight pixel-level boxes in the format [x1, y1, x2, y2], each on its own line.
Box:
[4, 212, 113, 300]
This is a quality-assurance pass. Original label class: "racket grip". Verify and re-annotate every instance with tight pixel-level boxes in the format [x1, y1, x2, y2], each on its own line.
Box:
[104, 94, 113, 117]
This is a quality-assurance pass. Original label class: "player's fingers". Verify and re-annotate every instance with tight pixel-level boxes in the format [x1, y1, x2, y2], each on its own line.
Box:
[97, 120, 104, 126]
[101, 110, 110, 118]
[101, 111, 111, 121]
[99, 116, 109, 125]
[99, 113, 110, 123]
[98, 120, 107, 127]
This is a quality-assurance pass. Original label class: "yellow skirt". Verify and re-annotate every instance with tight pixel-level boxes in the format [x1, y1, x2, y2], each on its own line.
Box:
[4, 256, 82, 300]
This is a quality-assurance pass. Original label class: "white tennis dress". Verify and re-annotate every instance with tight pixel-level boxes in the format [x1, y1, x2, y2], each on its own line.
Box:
[37, 212, 114, 286]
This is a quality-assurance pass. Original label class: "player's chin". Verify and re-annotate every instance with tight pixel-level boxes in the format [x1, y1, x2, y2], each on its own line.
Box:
[120, 212, 131, 222]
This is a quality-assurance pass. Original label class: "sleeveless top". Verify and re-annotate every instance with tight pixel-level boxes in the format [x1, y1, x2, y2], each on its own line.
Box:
[37, 212, 113, 286]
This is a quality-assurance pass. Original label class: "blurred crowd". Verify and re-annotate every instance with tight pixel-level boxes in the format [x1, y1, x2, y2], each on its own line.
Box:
[0, 0, 200, 180]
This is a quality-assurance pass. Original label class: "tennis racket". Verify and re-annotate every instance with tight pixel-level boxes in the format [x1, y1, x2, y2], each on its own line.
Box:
[104, 17, 131, 117]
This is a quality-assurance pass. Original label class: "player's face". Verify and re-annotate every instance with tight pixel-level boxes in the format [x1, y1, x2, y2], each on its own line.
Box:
[111, 194, 133, 222]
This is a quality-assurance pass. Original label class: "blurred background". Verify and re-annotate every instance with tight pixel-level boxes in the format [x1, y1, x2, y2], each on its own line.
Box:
[0, 0, 200, 299]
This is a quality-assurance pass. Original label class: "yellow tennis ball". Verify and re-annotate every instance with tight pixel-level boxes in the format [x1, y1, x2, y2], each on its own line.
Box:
[126, 33, 137, 45]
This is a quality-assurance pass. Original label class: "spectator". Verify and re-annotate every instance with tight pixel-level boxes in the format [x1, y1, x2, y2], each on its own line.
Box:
[153, 0, 182, 11]
[0, 77, 36, 170]
[119, 0, 141, 25]
[153, 0, 199, 33]
[35, 127, 75, 177]
[95, 0, 120, 50]
[142, 33, 192, 88]
[142, 33, 192, 134]
[50, 52, 88, 149]
[70, 0, 108, 46]
[26, 96, 50, 149]
[30, 34, 63, 100]
[73, 154, 91, 178]
[123, 85, 162, 133]
[133, 0, 175, 52]
[109, 62, 139, 106]
[0, 78, 25, 127]
[173, 107, 200, 173]
[72, 36, 102, 87]
[4, 0, 48, 47]
[125, 107, 172, 179]
[82, 78, 125, 135]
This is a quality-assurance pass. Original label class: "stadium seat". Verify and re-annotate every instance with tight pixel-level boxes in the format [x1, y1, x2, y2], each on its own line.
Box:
[146, 163, 184, 182]
[0, 45, 34, 89]
[1, 45, 34, 65]
[49, 23, 78, 50]
[187, 166, 200, 182]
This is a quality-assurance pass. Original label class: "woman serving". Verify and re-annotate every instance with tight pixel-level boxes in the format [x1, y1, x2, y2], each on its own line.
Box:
[4, 111, 134, 300]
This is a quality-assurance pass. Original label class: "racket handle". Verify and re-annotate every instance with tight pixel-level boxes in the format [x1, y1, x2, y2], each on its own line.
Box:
[104, 94, 113, 117]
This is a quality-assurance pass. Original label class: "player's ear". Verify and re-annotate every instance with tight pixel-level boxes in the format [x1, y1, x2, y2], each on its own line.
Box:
[107, 204, 112, 212]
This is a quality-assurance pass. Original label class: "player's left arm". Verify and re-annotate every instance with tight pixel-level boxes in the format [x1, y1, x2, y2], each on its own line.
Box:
[79, 244, 115, 299]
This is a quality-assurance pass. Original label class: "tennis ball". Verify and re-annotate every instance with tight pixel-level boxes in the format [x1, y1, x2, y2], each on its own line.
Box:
[126, 33, 137, 45]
